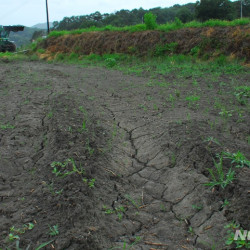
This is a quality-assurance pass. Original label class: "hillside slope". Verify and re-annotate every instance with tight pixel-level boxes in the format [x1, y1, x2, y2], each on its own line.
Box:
[38, 25, 250, 61]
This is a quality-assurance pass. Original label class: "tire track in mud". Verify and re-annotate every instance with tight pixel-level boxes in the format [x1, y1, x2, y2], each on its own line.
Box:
[0, 60, 249, 250]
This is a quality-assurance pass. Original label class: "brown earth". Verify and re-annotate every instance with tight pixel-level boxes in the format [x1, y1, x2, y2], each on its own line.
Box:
[0, 58, 249, 250]
[39, 26, 250, 61]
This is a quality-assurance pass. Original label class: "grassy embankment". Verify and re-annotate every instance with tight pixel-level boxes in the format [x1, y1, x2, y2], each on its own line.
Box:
[47, 18, 250, 37]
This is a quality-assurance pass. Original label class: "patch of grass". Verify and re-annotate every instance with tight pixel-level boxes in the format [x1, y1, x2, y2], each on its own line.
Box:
[234, 86, 250, 105]
[205, 155, 235, 189]
[48, 18, 250, 38]
[221, 151, 250, 168]
[219, 108, 234, 118]
[185, 95, 200, 108]
[154, 42, 178, 56]
[51, 158, 83, 177]
[0, 122, 15, 129]
[103, 205, 126, 221]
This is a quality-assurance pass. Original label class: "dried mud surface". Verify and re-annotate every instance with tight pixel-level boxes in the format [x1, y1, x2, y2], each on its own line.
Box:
[0, 60, 249, 250]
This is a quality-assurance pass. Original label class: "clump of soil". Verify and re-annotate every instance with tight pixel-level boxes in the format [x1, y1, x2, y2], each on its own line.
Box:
[38, 26, 250, 61]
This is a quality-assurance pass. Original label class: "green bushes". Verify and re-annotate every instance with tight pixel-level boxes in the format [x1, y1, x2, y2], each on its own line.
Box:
[144, 12, 157, 30]
[48, 18, 250, 38]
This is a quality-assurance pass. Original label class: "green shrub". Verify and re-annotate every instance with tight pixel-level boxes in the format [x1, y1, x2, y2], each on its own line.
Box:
[37, 48, 45, 54]
[174, 17, 183, 27]
[69, 52, 79, 61]
[105, 58, 117, 68]
[55, 53, 66, 61]
[144, 12, 157, 30]
[155, 42, 178, 56]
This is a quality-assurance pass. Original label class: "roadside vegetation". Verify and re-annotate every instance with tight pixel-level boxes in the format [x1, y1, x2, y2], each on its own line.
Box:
[48, 17, 250, 38]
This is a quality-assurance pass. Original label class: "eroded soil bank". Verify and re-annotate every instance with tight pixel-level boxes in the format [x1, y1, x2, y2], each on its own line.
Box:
[39, 26, 250, 61]
[0, 59, 249, 249]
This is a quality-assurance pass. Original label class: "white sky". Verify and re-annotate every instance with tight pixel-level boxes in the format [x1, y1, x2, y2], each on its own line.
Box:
[0, 0, 198, 27]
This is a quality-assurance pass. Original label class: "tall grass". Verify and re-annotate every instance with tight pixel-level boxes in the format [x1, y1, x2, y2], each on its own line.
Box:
[48, 18, 250, 38]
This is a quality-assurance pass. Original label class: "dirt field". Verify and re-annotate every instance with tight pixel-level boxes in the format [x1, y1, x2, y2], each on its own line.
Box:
[0, 58, 249, 249]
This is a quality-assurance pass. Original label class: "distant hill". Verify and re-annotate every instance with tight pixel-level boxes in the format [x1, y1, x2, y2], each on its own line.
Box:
[9, 27, 46, 48]
[32, 22, 54, 29]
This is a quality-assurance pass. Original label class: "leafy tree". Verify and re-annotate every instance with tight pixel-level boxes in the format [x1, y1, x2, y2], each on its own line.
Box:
[195, 0, 235, 21]
[144, 12, 157, 30]
[176, 7, 194, 22]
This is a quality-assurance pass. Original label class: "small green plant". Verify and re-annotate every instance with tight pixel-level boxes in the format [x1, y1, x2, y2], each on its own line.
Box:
[124, 194, 140, 209]
[51, 158, 84, 177]
[8, 223, 34, 243]
[83, 178, 96, 188]
[203, 136, 220, 146]
[225, 222, 250, 249]
[160, 204, 167, 212]
[154, 42, 178, 56]
[105, 58, 117, 68]
[188, 226, 195, 235]
[219, 108, 234, 118]
[47, 111, 53, 119]
[234, 86, 250, 105]
[205, 156, 235, 189]
[10, 223, 34, 235]
[185, 95, 200, 107]
[47, 182, 63, 195]
[144, 12, 157, 30]
[0, 122, 15, 129]
[221, 199, 229, 208]
[103, 205, 126, 221]
[8, 233, 20, 241]
[48, 224, 59, 236]
[190, 46, 200, 56]
[166, 94, 175, 107]
[221, 151, 250, 168]
[192, 204, 203, 211]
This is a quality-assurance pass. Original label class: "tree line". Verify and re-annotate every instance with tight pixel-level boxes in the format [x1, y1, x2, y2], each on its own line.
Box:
[52, 0, 250, 31]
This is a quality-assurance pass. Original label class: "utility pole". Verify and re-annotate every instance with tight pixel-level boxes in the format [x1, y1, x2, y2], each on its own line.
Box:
[46, 0, 50, 34]
[241, 0, 243, 19]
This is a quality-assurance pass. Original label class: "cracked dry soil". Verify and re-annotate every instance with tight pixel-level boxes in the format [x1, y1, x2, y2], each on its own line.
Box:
[0, 60, 249, 250]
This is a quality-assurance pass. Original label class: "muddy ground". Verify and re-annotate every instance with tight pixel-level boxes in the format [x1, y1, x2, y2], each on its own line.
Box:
[0, 59, 249, 250]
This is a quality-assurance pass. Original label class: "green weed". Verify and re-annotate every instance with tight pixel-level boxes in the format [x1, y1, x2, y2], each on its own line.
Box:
[205, 156, 235, 189]
[203, 136, 221, 146]
[51, 158, 84, 177]
[154, 42, 178, 56]
[0, 123, 15, 129]
[185, 95, 200, 107]
[234, 86, 250, 105]
[221, 199, 229, 209]
[48, 224, 59, 236]
[219, 108, 234, 118]
[192, 204, 203, 211]
[83, 178, 96, 188]
[103, 205, 126, 221]
[221, 151, 250, 168]
[124, 194, 140, 209]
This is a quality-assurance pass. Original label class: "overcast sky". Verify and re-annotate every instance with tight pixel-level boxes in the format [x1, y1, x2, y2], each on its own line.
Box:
[0, 0, 199, 27]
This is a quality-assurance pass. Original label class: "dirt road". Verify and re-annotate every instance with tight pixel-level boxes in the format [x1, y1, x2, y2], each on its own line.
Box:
[0, 59, 249, 249]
